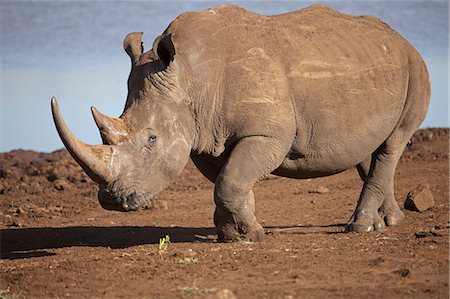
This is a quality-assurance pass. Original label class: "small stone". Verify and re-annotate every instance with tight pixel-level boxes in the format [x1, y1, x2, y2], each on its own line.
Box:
[170, 248, 197, 258]
[430, 228, 448, 237]
[435, 223, 450, 230]
[308, 186, 330, 194]
[151, 200, 169, 210]
[368, 256, 385, 266]
[404, 185, 435, 212]
[47, 172, 58, 182]
[20, 175, 31, 184]
[415, 231, 433, 238]
[8, 220, 22, 227]
[0, 168, 16, 179]
[394, 268, 410, 277]
[54, 179, 69, 191]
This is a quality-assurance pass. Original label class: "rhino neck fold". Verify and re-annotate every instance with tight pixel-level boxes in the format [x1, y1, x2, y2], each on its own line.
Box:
[187, 64, 229, 157]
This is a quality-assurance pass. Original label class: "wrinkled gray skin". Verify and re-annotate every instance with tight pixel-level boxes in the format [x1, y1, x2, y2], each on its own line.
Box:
[52, 5, 430, 241]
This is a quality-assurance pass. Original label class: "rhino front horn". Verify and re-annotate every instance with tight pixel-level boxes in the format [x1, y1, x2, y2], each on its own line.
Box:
[51, 97, 114, 185]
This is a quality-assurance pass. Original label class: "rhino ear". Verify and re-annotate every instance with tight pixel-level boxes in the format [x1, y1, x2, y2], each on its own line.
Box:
[123, 32, 144, 64]
[152, 34, 175, 67]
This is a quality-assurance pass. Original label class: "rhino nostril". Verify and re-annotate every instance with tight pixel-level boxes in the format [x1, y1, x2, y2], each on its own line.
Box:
[98, 189, 123, 210]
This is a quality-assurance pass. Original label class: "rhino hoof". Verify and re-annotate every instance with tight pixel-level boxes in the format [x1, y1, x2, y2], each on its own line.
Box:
[345, 214, 386, 233]
[217, 223, 265, 242]
[382, 208, 405, 226]
[242, 227, 266, 242]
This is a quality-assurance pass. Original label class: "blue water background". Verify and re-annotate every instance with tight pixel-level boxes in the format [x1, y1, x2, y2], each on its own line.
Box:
[1, 0, 448, 152]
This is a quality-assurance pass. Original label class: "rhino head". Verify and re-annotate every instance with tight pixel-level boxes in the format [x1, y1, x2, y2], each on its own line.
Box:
[52, 32, 195, 211]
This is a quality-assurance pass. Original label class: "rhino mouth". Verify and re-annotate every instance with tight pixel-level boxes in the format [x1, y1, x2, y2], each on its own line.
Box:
[98, 189, 151, 212]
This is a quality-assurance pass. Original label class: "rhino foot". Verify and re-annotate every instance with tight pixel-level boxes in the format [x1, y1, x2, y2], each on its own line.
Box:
[379, 199, 405, 226]
[345, 211, 386, 233]
[346, 207, 405, 233]
[216, 221, 265, 242]
[346, 195, 405, 233]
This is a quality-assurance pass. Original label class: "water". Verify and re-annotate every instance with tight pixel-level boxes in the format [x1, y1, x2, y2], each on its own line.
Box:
[1, 0, 448, 152]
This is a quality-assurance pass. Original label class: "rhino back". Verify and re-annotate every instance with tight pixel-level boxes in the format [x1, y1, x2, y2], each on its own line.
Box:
[165, 5, 426, 170]
[272, 5, 417, 172]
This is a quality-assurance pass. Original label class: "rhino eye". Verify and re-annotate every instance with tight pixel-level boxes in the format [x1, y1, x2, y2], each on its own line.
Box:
[148, 135, 157, 144]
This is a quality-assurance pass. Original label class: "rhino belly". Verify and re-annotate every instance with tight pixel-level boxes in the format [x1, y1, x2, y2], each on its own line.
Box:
[273, 148, 371, 179]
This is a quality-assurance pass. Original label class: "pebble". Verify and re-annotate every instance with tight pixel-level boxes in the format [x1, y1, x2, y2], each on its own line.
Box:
[404, 185, 435, 212]
[393, 268, 410, 277]
[54, 179, 69, 191]
[308, 186, 330, 194]
[151, 200, 169, 210]
[8, 220, 22, 227]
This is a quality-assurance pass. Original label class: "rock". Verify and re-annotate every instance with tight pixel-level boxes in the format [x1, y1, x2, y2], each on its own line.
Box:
[54, 179, 69, 191]
[170, 248, 197, 258]
[47, 172, 58, 182]
[435, 223, 450, 230]
[415, 226, 449, 238]
[393, 268, 410, 277]
[404, 185, 435, 212]
[20, 175, 31, 184]
[150, 200, 169, 210]
[8, 220, 23, 227]
[368, 256, 385, 266]
[308, 186, 330, 194]
[0, 168, 17, 179]
[415, 231, 433, 238]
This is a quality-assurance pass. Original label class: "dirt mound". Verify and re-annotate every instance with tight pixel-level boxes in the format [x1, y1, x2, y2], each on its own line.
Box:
[0, 128, 448, 298]
[0, 147, 210, 228]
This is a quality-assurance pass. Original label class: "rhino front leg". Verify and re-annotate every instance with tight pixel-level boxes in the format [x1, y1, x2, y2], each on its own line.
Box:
[192, 156, 256, 239]
[214, 136, 289, 242]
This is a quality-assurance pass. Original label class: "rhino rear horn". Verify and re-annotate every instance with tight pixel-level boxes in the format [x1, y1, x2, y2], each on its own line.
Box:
[91, 107, 129, 145]
[123, 32, 144, 64]
[51, 97, 115, 186]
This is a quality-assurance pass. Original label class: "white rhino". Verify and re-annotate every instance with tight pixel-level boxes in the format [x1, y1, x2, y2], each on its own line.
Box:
[52, 4, 430, 241]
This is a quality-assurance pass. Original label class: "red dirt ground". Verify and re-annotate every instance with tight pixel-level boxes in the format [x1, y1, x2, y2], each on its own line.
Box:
[0, 128, 448, 298]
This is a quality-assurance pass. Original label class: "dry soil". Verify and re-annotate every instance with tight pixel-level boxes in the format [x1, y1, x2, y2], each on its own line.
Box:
[0, 128, 448, 298]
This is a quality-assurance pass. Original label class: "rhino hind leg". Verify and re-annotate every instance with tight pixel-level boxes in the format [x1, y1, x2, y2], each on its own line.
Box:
[358, 157, 405, 226]
[346, 135, 408, 233]
[351, 156, 404, 228]
[347, 56, 430, 233]
[347, 122, 423, 233]
[213, 136, 289, 242]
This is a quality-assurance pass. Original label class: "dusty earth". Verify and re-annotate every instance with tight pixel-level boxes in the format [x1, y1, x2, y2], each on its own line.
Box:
[0, 128, 448, 298]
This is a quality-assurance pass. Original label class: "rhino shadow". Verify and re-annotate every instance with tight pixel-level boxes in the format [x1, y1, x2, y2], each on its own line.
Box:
[0, 223, 347, 260]
[265, 223, 347, 235]
[0, 226, 215, 260]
